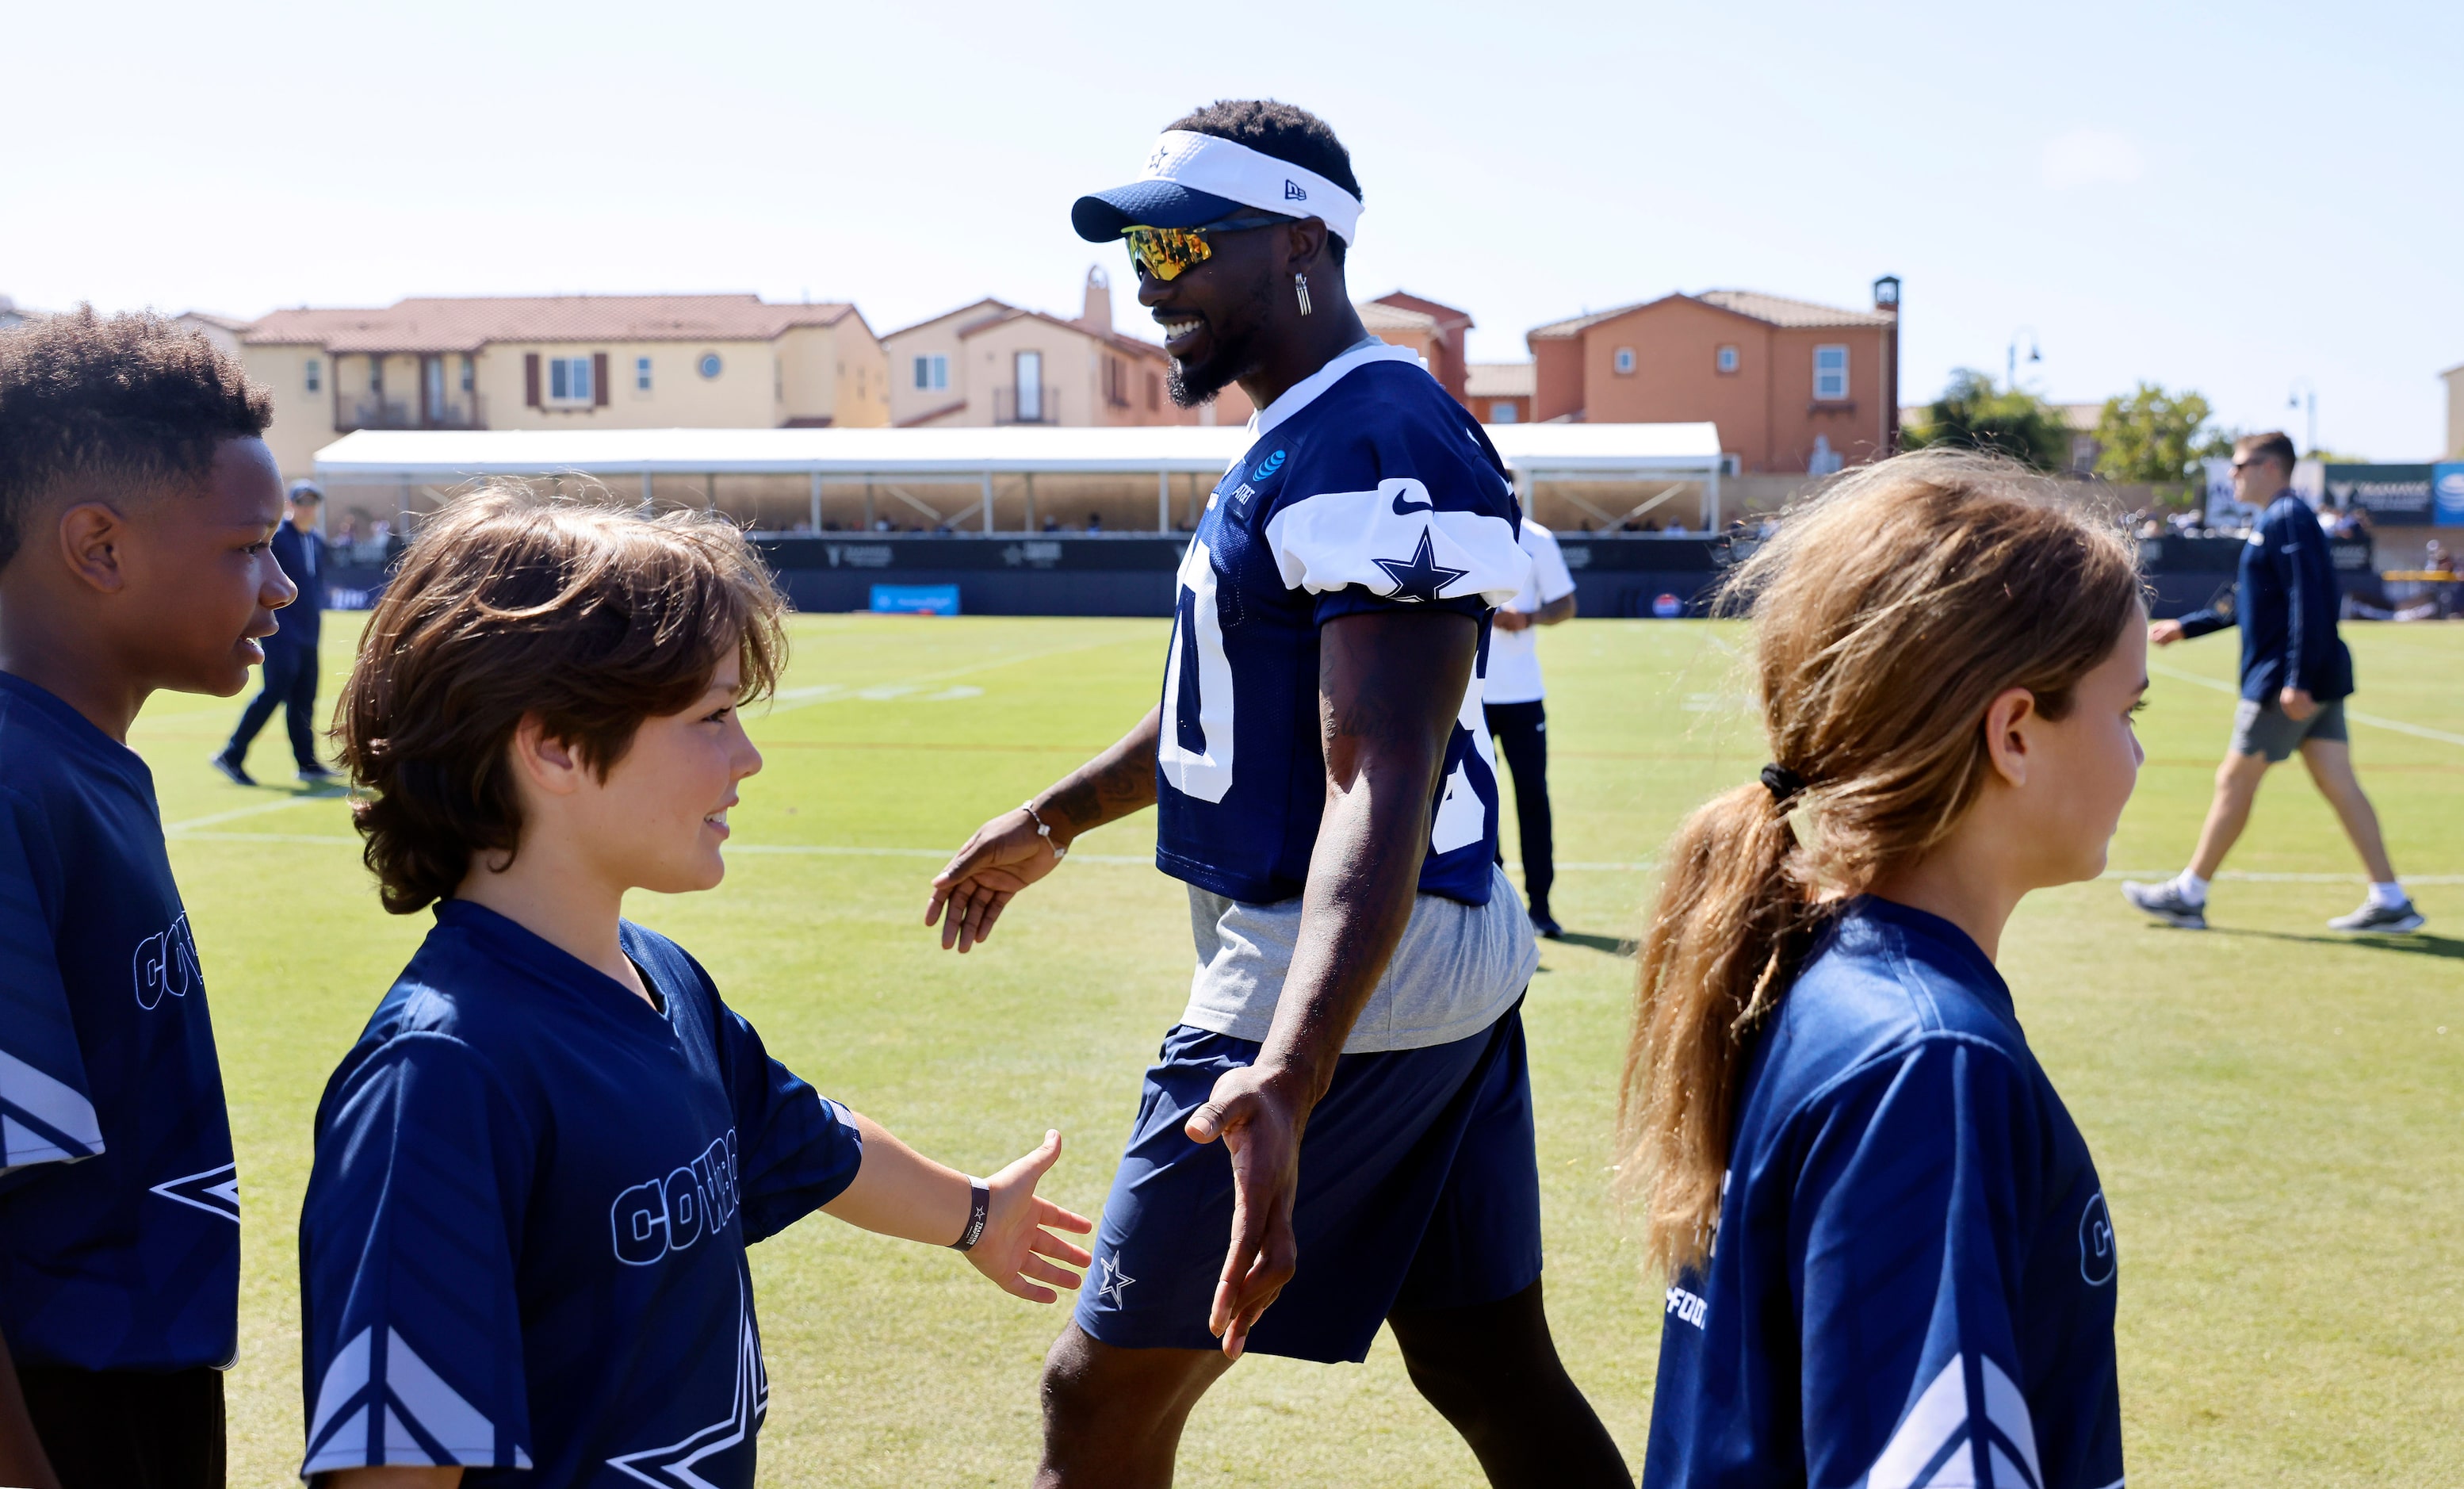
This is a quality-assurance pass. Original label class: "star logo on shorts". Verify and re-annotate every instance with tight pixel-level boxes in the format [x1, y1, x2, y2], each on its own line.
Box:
[1372, 529, 1467, 604]
[1092, 1256, 1136, 1308]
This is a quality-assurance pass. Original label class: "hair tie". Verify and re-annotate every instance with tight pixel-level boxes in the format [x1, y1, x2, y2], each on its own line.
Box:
[1759, 764, 1807, 803]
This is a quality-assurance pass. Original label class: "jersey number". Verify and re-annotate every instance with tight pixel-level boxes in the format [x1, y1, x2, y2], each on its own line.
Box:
[1160, 539, 1235, 802]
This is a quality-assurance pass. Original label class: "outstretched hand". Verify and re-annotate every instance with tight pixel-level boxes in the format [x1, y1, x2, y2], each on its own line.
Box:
[966, 1129, 1094, 1303]
[1184, 1065, 1309, 1359]
[927, 808, 1062, 952]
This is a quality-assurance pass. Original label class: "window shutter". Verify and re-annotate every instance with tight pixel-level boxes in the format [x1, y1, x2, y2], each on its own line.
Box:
[592, 352, 610, 408]
[525, 353, 541, 408]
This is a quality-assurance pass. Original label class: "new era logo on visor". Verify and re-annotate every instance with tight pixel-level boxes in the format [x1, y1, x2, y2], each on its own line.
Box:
[1284, 180, 1307, 201]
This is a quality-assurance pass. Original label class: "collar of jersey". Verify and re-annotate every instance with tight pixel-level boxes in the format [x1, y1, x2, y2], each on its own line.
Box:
[0, 668, 151, 784]
[433, 898, 675, 1027]
[1247, 337, 1424, 440]
[1834, 894, 2012, 1013]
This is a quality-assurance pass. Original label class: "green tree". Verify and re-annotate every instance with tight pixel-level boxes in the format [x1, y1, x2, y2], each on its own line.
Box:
[2094, 382, 2216, 503]
[1902, 369, 2072, 471]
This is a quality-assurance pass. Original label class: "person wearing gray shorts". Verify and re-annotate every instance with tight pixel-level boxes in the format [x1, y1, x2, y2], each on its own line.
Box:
[2231, 693, 2346, 762]
[2122, 432, 2422, 935]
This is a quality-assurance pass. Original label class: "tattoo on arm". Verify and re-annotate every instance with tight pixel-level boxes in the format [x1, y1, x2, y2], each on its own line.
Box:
[1038, 706, 1160, 840]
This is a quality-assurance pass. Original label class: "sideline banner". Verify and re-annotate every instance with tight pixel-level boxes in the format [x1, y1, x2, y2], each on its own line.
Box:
[2323, 464, 2434, 522]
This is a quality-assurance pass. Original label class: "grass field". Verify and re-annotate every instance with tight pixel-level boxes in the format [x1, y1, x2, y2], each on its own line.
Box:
[132, 614, 2462, 1487]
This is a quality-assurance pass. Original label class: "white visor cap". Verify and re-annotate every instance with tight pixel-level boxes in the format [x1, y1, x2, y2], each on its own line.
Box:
[1071, 129, 1362, 247]
[1143, 132, 1360, 243]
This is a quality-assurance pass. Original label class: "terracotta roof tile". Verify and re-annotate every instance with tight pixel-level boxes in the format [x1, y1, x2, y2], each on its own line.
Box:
[1529, 290, 1892, 340]
[242, 294, 857, 353]
[1693, 289, 1893, 328]
[1527, 300, 1655, 339]
[1465, 362, 1534, 397]
[1357, 300, 1438, 334]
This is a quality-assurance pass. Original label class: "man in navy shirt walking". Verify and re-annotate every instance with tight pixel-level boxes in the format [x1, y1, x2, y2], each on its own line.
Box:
[212, 480, 330, 785]
[2122, 431, 2421, 933]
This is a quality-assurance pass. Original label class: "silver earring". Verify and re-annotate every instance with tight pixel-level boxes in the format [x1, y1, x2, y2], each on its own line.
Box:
[1295, 274, 1313, 316]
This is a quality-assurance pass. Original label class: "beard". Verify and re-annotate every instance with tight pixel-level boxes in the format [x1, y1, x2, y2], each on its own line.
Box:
[1165, 270, 1275, 408]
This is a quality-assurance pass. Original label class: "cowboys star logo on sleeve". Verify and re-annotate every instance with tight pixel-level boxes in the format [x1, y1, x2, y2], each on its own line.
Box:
[1372, 530, 1470, 604]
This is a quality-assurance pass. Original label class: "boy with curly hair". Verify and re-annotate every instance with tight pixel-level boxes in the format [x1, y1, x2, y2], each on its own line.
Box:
[0, 308, 296, 1488]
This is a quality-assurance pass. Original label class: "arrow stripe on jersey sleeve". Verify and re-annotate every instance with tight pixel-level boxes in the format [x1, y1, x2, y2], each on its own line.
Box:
[301, 1326, 530, 1475]
[1866, 1353, 2043, 1488]
[0, 1048, 102, 1170]
[1262, 480, 1529, 607]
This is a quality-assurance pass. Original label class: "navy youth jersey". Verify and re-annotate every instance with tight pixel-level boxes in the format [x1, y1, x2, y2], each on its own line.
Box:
[0, 671, 239, 1371]
[1155, 341, 1531, 905]
[1644, 898, 2122, 1489]
[2177, 492, 2352, 702]
[297, 901, 864, 1486]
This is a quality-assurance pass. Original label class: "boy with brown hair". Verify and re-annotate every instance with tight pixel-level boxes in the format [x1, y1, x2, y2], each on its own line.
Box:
[0, 308, 295, 1488]
[297, 488, 1089, 1487]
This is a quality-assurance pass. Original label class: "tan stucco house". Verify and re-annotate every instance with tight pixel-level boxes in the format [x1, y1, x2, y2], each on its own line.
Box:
[239, 294, 889, 478]
[883, 270, 1249, 429]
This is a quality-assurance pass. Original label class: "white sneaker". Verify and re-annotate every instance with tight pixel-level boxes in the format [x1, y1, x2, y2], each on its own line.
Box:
[2328, 899, 2424, 935]
[2121, 879, 2207, 930]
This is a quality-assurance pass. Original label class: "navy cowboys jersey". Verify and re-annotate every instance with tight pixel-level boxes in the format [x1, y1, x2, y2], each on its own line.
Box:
[1644, 898, 2123, 1489]
[297, 901, 865, 1486]
[0, 671, 239, 1371]
[1155, 340, 1531, 905]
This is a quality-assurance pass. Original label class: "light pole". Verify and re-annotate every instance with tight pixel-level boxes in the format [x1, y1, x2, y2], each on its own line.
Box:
[2287, 377, 2317, 454]
[2006, 328, 2041, 393]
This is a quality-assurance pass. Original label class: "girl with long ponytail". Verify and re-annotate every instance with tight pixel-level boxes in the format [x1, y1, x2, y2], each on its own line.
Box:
[1623, 450, 2147, 1489]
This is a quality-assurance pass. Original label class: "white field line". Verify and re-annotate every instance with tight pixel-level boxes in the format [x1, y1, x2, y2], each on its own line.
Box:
[170, 830, 356, 845]
[162, 794, 339, 833]
[162, 832, 1662, 873]
[159, 835, 2463, 886]
[761, 637, 1135, 717]
[2147, 660, 2464, 748]
[2103, 868, 2464, 886]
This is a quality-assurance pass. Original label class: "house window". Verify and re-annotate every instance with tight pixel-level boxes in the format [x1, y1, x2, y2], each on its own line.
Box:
[698, 352, 723, 380]
[1813, 345, 1849, 400]
[635, 356, 653, 392]
[369, 357, 384, 392]
[913, 354, 948, 392]
[1716, 345, 1739, 374]
[1613, 346, 1636, 375]
[459, 355, 474, 393]
[1014, 350, 1044, 422]
[1104, 355, 1129, 408]
[304, 358, 321, 393]
[546, 355, 594, 404]
[1490, 401, 1520, 424]
[1146, 371, 1161, 411]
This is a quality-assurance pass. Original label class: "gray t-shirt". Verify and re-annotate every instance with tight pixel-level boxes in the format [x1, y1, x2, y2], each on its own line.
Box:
[1180, 863, 1539, 1053]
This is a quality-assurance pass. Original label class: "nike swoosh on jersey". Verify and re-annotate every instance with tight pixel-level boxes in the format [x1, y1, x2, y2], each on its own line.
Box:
[1391, 492, 1436, 515]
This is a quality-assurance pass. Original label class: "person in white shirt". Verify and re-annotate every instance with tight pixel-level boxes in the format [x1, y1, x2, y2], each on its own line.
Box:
[1486, 519, 1578, 937]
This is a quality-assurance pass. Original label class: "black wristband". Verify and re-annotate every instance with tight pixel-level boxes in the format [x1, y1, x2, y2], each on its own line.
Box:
[951, 1178, 989, 1252]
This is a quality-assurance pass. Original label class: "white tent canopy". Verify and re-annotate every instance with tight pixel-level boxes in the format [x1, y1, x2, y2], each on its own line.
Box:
[311, 422, 1727, 530]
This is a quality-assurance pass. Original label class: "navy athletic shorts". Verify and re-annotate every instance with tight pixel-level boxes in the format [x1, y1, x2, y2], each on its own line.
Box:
[1073, 998, 1541, 1364]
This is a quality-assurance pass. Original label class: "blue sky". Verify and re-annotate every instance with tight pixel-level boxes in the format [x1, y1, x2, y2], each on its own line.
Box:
[7, 0, 2454, 457]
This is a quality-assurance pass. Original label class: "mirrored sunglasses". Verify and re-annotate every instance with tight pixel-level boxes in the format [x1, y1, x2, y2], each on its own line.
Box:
[1121, 215, 1292, 281]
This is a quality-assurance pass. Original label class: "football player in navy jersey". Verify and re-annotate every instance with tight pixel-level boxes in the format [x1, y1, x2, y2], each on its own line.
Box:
[298, 490, 1091, 1487]
[928, 101, 1629, 1487]
[1617, 451, 2145, 1489]
[0, 310, 295, 1489]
